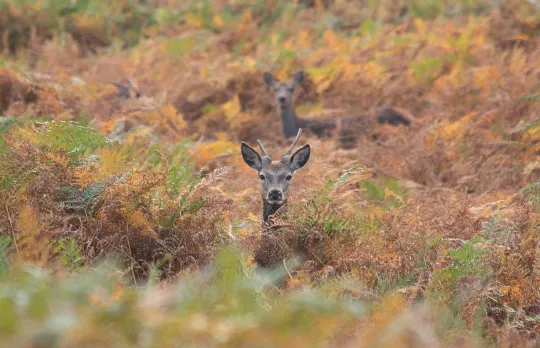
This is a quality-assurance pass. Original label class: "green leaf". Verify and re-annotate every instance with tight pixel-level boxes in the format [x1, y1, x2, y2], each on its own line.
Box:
[410, 57, 444, 85]
[165, 38, 195, 60]
[36, 121, 108, 162]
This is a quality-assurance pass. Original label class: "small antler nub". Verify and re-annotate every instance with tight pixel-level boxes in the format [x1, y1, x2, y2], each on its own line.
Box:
[257, 139, 272, 164]
[256, 139, 268, 157]
[285, 128, 303, 156]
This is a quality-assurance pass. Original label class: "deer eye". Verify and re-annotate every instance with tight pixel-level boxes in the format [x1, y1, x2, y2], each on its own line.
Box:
[259, 174, 265, 180]
[286, 175, 292, 181]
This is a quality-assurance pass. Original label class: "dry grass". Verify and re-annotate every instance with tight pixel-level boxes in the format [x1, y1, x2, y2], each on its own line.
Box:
[0, 0, 539, 346]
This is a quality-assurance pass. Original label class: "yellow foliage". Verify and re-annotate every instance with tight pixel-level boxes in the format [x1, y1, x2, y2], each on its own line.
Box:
[222, 96, 250, 128]
[362, 295, 408, 346]
[125, 127, 153, 145]
[432, 63, 465, 93]
[17, 205, 42, 241]
[243, 56, 257, 71]
[186, 13, 204, 28]
[97, 147, 128, 176]
[337, 55, 361, 81]
[161, 104, 188, 132]
[111, 283, 125, 301]
[126, 210, 148, 229]
[323, 30, 339, 48]
[213, 15, 224, 28]
[135, 104, 187, 136]
[292, 30, 313, 50]
[325, 30, 352, 53]
[501, 281, 525, 305]
[89, 283, 126, 308]
[360, 61, 386, 83]
[414, 18, 428, 37]
[474, 66, 502, 95]
[241, 10, 252, 24]
[99, 119, 118, 134]
[74, 163, 99, 187]
[16, 204, 49, 265]
[46, 152, 70, 167]
[108, 169, 165, 205]
[72, 14, 105, 31]
[196, 133, 237, 163]
[436, 112, 476, 144]
[126, 209, 159, 239]
[222, 96, 241, 119]
[369, 205, 386, 221]
[306, 61, 342, 94]
[510, 48, 527, 75]
[200, 67, 209, 80]
[74, 147, 128, 186]
[524, 125, 540, 142]
[384, 188, 404, 205]
[297, 102, 324, 117]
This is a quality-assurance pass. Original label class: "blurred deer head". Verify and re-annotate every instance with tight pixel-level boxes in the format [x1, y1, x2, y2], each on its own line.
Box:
[112, 78, 141, 99]
[264, 70, 304, 110]
[241, 129, 310, 222]
[263, 71, 304, 139]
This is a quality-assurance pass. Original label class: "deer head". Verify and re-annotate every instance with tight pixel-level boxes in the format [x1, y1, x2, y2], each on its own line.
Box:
[263, 70, 304, 110]
[112, 78, 141, 99]
[241, 129, 310, 221]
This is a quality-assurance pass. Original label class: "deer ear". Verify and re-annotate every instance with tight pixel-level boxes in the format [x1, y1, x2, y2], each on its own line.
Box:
[263, 72, 276, 87]
[290, 144, 310, 172]
[241, 143, 263, 171]
[291, 70, 304, 88]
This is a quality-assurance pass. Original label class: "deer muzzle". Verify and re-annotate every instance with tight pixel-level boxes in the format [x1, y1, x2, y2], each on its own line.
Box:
[267, 189, 284, 204]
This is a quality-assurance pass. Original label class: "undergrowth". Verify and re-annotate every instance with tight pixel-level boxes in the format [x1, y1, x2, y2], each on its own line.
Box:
[0, 0, 539, 346]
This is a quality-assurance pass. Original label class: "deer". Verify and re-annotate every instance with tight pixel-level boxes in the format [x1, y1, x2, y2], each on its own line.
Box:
[241, 128, 310, 226]
[263, 70, 411, 148]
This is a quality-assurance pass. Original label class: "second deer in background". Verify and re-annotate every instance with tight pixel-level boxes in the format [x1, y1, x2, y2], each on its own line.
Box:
[263, 70, 411, 148]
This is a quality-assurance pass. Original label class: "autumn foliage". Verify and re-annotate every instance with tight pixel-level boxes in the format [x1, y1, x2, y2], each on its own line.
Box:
[0, 0, 539, 346]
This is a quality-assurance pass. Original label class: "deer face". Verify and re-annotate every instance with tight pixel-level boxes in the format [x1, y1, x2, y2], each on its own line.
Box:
[264, 71, 304, 109]
[241, 129, 310, 205]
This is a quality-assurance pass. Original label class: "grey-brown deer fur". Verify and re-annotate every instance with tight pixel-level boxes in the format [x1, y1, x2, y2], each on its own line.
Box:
[241, 129, 310, 225]
[263, 70, 411, 148]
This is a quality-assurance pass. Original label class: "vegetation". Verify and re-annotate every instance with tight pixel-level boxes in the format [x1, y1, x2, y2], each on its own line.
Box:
[0, 0, 538, 346]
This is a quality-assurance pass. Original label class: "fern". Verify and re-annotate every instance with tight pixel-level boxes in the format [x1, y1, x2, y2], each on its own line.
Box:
[165, 167, 229, 227]
[362, 180, 385, 201]
[35, 121, 108, 162]
[520, 182, 540, 207]
[317, 164, 365, 203]
[480, 216, 515, 244]
[362, 178, 407, 209]
[54, 181, 106, 215]
[0, 236, 11, 274]
[300, 202, 350, 238]
[410, 57, 444, 85]
[433, 237, 492, 289]
[53, 238, 85, 271]
[167, 161, 198, 196]
[147, 255, 171, 286]
[0, 117, 16, 134]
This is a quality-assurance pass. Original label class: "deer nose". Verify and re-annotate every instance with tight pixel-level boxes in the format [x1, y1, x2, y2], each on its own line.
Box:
[268, 190, 283, 201]
[278, 97, 286, 103]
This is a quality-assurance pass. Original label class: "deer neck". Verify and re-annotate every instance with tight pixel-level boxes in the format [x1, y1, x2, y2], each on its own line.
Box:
[279, 103, 300, 139]
[263, 199, 286, 224]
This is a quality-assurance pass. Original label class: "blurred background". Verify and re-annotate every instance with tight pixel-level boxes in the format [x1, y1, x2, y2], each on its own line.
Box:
[0, 0, 539, 347]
